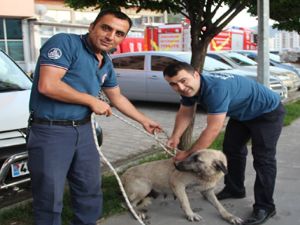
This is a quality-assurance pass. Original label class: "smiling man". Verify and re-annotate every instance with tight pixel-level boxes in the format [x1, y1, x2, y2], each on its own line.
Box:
[164, 61, 285, 225]
[27, 9, 161, 225]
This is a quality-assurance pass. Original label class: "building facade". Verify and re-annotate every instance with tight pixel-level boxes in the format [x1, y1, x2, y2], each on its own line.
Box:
[0, 0, 165, 73]
[270, 30, 300, 51]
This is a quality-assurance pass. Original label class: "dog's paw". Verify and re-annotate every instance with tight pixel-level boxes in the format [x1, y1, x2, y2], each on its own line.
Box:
[137, 211, 150, 221]
[224, 214, 243, 224]
[186, 212, 203, 222]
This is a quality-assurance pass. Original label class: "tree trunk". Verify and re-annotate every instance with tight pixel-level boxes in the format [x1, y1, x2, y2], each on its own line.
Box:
[178, 37, 211, 150]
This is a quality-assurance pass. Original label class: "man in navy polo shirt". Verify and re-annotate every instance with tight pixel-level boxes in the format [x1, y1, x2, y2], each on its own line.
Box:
[27, 10, 161, 225]
[163, 61, 285, 225]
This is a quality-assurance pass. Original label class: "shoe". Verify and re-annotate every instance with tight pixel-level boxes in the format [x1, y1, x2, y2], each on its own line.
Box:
[242, 209, 276, 225]
[216, 187, 246, 200]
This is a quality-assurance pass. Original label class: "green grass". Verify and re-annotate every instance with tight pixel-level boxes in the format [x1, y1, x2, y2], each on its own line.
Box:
[283, 100, 300, 125]
[1, 100, 300, 225]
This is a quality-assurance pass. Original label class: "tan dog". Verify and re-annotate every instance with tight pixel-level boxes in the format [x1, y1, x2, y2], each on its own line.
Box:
[121, 149, 242, 224]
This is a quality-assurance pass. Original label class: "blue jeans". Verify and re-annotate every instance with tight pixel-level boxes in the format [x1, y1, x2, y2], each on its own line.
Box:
[27, 123, 102, 225]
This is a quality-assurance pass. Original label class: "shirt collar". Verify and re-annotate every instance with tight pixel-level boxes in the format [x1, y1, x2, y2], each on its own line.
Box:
[81, 33, 109, 64]
[81, 33, 94, 55]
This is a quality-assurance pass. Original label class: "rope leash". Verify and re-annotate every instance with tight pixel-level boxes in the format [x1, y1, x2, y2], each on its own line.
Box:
[94, 92, 180, 224]
[98, 91, 178, 156]
[111, 112, 176, 157]
[91, 113, 146, 225]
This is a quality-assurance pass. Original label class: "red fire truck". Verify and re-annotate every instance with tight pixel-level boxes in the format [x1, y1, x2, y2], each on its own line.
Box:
[114, 24, 257, 53]
[143, 24, 257, 52]
[209, 26, 257, 51]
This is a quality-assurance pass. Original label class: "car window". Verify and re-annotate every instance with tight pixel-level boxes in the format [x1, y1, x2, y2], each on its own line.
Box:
[204, 56, 233, 72]
[0, 51, 31, 92]
[225, 52, 257, 66]
[112, 56, 144, 70]
[151, 56, 179, 71]
[208, 54, 231, 66]
[269, 53, 281, 63]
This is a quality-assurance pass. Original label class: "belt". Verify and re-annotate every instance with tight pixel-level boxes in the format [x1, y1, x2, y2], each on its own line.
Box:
[31, 116, 91, 126]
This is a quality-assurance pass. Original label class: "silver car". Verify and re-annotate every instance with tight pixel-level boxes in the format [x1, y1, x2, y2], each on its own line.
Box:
[110, 51, 287, 103]
[207, 51, 300, 92]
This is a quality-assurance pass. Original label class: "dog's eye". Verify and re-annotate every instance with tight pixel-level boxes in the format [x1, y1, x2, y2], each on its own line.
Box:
[192, 155, 199, 162]
[193, 155, 203, 163]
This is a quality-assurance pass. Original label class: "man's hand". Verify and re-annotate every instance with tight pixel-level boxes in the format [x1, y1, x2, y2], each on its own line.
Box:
[141, 119, 162, 134]
[174, 150, 191, 161]
[167, 136, 180, 149]
[90, 98, 112, 116]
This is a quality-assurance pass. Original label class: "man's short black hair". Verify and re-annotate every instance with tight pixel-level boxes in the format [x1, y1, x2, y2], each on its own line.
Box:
[92, 9, 132, 29]
[163, 61, 195, 77]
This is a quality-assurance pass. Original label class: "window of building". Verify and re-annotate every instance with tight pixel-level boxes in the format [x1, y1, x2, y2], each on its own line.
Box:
[44, 10, 71, 23]
[74, 11, 98, 25]
[0, 18, 24, 61]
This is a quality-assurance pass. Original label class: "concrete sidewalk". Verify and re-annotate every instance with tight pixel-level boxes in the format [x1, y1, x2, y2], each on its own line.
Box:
[98, 118, 300, 225]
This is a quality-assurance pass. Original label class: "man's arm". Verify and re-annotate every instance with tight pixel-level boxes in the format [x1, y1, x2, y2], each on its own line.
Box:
[103, 87, 161, 133]
[167, 104, 195, 148]
[189, 113, 226, 151]
[38, 65, 112, 116]
[174, 113, 226, 161]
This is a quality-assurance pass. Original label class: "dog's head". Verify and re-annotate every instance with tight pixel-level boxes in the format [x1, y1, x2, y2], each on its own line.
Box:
[174, 149, 228, 178]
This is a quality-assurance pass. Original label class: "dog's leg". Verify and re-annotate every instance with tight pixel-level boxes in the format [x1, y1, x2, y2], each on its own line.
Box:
[124, 180, 152, 220]
[201, 189, 243, 224]
[171, 184, 202, 222]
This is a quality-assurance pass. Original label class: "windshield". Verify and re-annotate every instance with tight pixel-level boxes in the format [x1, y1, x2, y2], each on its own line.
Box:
[269, 53, 281, 63]
[0, 51, 32, 92]
[177, 53, 233, 72]
[225, 52, 257, 66]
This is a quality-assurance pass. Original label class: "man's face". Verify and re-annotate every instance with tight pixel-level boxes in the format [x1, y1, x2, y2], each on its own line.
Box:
[88, 14, 129, 53]
[165, 70, 200, 97]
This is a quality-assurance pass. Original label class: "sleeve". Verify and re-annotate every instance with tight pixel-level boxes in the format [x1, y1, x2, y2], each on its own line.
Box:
[39, 33, 74, 70]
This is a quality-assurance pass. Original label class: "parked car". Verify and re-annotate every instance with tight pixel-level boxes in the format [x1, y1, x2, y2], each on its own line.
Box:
[110, 51, 287, 103]
[207, 51, 297, 93]
[233, 50, 300, 78]
[0, 50, 32, 196]
[0, 50, 103, 203]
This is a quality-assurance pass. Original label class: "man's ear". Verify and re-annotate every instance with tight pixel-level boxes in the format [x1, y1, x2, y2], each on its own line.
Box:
[89, 23, 94, 32]
[194, 71, 200, 79]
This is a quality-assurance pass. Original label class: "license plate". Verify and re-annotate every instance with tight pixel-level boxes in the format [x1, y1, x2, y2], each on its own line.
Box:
[11, 161, 29, 178]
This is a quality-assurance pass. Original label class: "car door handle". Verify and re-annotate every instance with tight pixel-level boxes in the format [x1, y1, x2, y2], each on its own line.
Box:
[116, 73, 121, 77]
[150, 75, 159, 79]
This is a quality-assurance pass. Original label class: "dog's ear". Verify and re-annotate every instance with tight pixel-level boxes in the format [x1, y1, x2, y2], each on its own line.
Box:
[213, 160, 228, 174]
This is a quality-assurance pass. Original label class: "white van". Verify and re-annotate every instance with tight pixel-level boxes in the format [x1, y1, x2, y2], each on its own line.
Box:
[0, 49, 31, 196]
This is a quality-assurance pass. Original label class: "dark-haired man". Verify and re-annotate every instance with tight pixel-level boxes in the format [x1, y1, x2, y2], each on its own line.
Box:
[27, 10, 161, 225]
[163, 61, 285, 225]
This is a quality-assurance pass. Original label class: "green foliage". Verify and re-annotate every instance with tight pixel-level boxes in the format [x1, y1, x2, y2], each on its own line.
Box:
[248, 0, 300, 33]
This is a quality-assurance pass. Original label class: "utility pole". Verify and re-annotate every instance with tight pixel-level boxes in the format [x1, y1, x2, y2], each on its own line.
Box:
[257, 0, 270, 87]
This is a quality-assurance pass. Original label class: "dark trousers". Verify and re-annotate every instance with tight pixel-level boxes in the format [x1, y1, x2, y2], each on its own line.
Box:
[223, 103, 285, 211]
[27, 123, 102, 225]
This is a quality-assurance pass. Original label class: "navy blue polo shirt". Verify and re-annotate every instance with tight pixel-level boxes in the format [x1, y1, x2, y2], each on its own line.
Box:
[29, 33, 117, 120]
[181, 73, 280, 121]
